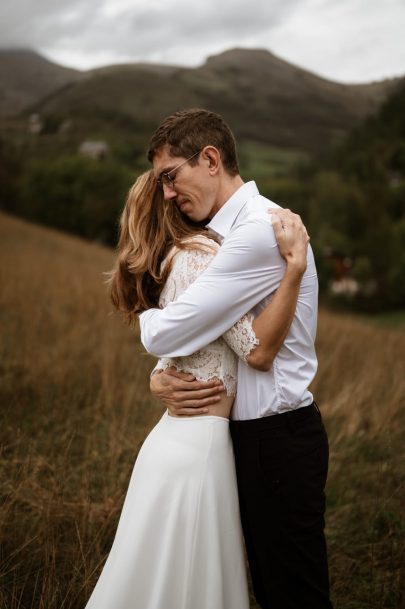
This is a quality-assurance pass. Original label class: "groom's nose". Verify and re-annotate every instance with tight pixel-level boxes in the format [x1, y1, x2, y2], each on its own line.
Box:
[163, 183, 177, 201]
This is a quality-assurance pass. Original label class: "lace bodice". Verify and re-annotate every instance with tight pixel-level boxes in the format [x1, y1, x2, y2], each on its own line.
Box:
[156, 235, 259, 396]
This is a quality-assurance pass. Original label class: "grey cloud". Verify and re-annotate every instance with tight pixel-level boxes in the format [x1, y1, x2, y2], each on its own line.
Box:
[0, 0, 98, 46]
[126, 0, 301, 50]
[0, 0, 404, 81]
[0, 0, 301, 57]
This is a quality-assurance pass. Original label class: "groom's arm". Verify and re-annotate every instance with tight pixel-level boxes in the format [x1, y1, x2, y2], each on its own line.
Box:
[149, 247, 306, 415]
[147, 210, 311, 414]
[150, 368, 226, 415]
[140, 214, 285, 358]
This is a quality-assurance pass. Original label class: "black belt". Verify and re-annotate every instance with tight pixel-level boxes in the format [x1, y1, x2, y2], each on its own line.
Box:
[230, 402, 320, 436]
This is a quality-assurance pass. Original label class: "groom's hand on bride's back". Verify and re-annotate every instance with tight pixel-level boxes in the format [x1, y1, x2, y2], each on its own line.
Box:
[150, 368, 224, 416]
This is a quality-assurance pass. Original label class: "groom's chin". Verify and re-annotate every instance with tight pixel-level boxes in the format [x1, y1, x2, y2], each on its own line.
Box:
[180, 211, 209, 228]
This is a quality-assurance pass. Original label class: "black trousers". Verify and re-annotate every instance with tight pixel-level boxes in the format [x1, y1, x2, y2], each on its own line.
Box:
[230, 403, 333, 609]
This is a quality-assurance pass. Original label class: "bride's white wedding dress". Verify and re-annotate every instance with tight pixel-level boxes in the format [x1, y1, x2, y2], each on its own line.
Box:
[85, 236, 258, 609]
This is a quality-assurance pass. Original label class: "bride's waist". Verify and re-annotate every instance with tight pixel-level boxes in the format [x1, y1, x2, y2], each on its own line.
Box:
[169, 393, 234, 420]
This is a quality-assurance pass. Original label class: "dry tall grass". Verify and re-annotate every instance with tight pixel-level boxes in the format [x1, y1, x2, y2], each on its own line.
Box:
[0, 212, 404, 609]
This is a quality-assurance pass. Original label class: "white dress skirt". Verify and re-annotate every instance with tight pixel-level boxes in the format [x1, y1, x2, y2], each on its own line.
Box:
[86, 238, 259, 609]
[85, 411, 250, 609]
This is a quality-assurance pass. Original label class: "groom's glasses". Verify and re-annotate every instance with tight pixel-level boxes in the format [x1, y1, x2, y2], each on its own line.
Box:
[156, 150, 201, 189]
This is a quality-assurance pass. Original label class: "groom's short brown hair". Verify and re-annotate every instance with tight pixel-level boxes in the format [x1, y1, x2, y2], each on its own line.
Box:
[147, 108, 240, 176]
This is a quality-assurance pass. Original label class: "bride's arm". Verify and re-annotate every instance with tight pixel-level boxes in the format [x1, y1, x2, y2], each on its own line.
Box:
[223, 209, 309, 371]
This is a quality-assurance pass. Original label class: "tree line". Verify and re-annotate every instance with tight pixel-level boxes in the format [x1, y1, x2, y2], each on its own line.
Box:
[1, 81, 404, 311]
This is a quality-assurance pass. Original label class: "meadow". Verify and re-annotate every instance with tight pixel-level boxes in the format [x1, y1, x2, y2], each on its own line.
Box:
[0, 211, 403, 609]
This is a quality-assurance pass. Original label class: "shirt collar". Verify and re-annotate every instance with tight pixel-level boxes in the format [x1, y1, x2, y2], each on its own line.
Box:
[207, 181, 259, 240]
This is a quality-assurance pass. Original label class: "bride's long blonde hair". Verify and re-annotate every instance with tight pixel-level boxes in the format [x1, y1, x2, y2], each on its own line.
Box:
[109, 170, 210, 325]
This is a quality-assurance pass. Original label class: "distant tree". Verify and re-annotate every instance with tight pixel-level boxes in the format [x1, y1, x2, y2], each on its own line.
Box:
[18, 156, 134, 245]
[387, 218, 405, 307]
[0, 138, 22, 212]
[304, 80, 405, 310]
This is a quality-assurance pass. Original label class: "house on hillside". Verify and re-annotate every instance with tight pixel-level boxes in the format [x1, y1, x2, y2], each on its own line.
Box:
[78, 140, 110, 160]
[28, 113, 43, 135]
[324, 247, 360, 296]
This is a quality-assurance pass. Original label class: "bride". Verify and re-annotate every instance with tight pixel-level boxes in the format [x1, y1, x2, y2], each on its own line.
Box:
[84, 171, 308, 609]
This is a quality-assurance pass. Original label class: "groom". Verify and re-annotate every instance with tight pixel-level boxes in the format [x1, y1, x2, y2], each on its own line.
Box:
[139, 109, 333, 609]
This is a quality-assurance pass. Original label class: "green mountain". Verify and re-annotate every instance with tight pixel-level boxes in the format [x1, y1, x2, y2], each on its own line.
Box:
[0, 49, 83, 118]
[183, 49, 401, 152]
[1, 48, 402, 154]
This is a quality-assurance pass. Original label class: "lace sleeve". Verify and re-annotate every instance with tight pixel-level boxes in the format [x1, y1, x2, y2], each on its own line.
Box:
[222, 313, 259, 363]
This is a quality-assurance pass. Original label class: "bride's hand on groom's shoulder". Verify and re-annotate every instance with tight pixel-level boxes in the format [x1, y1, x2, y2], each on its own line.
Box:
[269, 208, 309, 274]
[150, 368, 224, 416]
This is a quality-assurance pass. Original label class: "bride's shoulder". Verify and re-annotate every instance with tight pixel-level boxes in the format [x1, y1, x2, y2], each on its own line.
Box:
[180, 233, 220, 254]
[162, 233, 219, 272]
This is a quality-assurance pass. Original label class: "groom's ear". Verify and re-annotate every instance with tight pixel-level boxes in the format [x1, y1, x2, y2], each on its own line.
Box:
[202, 146, 220, 175]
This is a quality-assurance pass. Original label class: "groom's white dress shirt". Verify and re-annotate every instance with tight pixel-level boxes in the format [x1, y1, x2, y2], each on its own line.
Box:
[140, 181, 318, 420]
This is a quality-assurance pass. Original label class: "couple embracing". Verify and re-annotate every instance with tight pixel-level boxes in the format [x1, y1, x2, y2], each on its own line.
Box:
[85, 109, 333, 609]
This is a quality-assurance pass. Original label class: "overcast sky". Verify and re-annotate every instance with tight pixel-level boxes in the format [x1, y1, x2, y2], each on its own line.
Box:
[1, 0, 404, 83]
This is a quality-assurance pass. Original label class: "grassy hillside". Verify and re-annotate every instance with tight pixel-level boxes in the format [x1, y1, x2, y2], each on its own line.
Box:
[0, 49, 83, 118]
[30, 48, 401, 154]
[186, 49, 400, 152]
[1, 48, 402, 155]
[0, 212, 404, 609]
